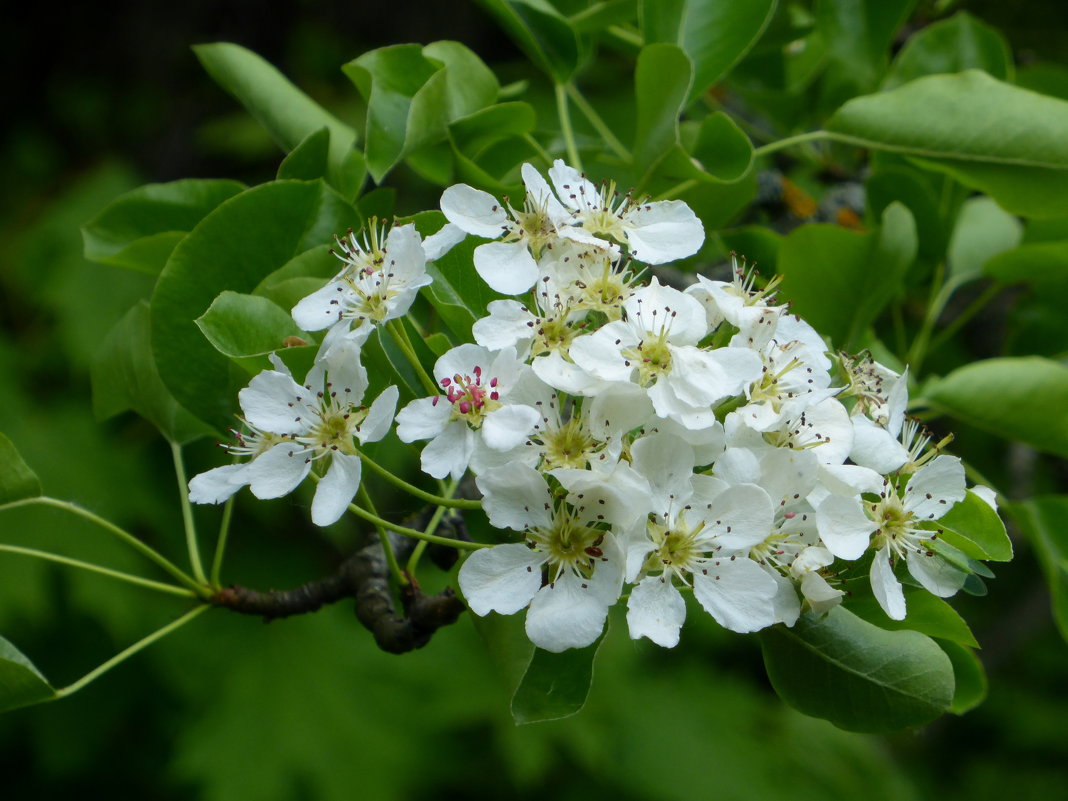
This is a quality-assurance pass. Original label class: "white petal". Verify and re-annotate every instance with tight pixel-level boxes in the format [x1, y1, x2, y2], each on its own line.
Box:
[630, 431, 696, 515]
[474, 241, 539, 295]
[850, 415, 909, 473]
[871, 546, 906, 620]
[188, 464, 249, 504]
[246, 442, 312, 499]
[239, 370, 313, 435]
[692, 556, 778, 633]
[458, 544, 546, 616]
[800, 572, 844, 615]
[421, 222, 466, 261]
[420, 421, 474, 480]
[291, 278, 346, 331]
[627, 576, 686, 648]
[481, 404, 541, 451]
[971, 485, 998, 511]
[623, 200, 704, 264]
[768, 567, 802, 626]
[521, 162, 570, 223]
[395, 396, 451, 442]
[818, 463, 886, 497]
[816, 495, 876, 560]
[476, 463, 553, 531]
[358, 385, 399, 444]
[525, 571, 611, 652]
[906, 552, 967, 598]
[904, 455, 966, 520]
[546, 160, 598, 213]
[703, 483, 774, 549]
[472, 300, 535, 351]
[440, 183, 508, 238]
[311, 452, 362, 526]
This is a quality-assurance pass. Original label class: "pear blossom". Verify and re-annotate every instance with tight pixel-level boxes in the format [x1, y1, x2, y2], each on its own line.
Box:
[188, 357, 398, 526]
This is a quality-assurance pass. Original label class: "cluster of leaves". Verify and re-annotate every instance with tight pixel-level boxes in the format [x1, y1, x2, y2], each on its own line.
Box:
[3, 0, 1068, 778]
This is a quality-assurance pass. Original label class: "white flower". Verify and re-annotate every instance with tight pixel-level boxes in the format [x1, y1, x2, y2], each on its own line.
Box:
[292, 221, 432, 333]
[459, 463, 623, 652]
[394, 344, 541, 480]
[188, 357, 398, 526]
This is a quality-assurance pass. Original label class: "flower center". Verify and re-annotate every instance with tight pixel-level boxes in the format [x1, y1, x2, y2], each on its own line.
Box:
[540, 417, 597, 471]
[436, 366, 501, 427]
[623, 336, 673, 387]
[529, 510, 604, 579]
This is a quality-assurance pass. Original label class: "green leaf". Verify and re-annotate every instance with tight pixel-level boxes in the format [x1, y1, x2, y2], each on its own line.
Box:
[826, 71, 1068, 218]
[449, 102, 537, 157]
[935, 490, 1013, 563]
[666, 112, 754, 185]
[474, 0, 580, 82]
[641, 0, 778, 104]
[846, 588, 979, 648]
[866, 165, 946, 262]
[471, 612, 535, 699]
[946, 197, 1022, 286]
[92, 301, 215, 444]
[882, 11, 1013, 90]
[938, 640, 987, 715]
[195, 292, 305, 359]
[344, 42, 497, 184]
[633, 44, 693, 182]
[511, 632, 607, 724]
[760, 606, 954, 733]
[984, 240, 1068, 286]
[0, 635, 56, 714]
[1011, 496, 1068, 641]
[777, 202, 916, 348]
[276, 127, 330, 182]
[194, 43, 364, 199]
[151, 180, 360, 430]
[816, 0, 916, 103]
[0, 433, 42, 505]
[82, 179, 245, 274]
[922, 357, 1068, 459]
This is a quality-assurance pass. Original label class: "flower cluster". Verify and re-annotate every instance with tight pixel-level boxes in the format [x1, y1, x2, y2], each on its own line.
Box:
[190, 160, 990, 654]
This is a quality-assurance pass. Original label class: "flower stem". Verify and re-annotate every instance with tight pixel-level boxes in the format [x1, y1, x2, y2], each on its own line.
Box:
[386, 319, 438, 395]
[652, 179, 698, 202]
[209, 497, 234, 588]
[928, 281, 1003, 353]
[0, 544, 197, 598]
[566, 83, 628, 161]
[523, 133, 554, 166]
[53, 605, 212, 699]
[555, 82, 582, 172]
[355, 449, 482, 510]
[752, 131, 832, 159]
[346, 502, 485, 550]
[357, 484, 408, 586]
[407, 480, 456, 575]
[171, 443, 208, 585]
[2, 497, 209, 598]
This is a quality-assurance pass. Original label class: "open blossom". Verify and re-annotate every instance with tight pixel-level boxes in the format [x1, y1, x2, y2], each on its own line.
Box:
[188, 357, 398, 526]
[394, 344, 542, 479]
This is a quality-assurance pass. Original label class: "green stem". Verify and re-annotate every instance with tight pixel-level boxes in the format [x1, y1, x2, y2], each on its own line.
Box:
[555, 82, 582, 171]
[356, 450, 482, 510]
[407, 481, 456, 575]
[566, 83, 629, 161]
[928, 282, 1003, 353]
[752, 131, 832, 159]
[209, 497, 234, 588]
[522, 133, 554, 166]
[1, 497, 208, 598]
[346, 502, 485, 551]
[358, 484, 407, 586]
[386, 319, 438, 395]
[54, 605, 212, 699]
[171, 443, 207, 585]
[906, 264, 955, 373]
[0, 544, 197, 598]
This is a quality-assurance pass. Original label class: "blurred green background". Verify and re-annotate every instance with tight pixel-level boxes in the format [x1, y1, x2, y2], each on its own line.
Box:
[2, 2, 1066, 798]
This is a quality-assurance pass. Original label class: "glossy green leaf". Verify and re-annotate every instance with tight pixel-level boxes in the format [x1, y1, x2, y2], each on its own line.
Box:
[922, 357, 1068, 459]
[82, 179, 245, 274]
[196, 292, 305, 359]
[935, 491, 1013, 563]
[92, 301, 215, 444]
[276, 127, 330, 182]
[471, 612, 535, 699]
[0, 433, 41, 505]
[826, 71, 1068, 218]
[449, 102, 537, 157]
[345, 42, 497, 183]
[633, 44, 692, 182]
[760, 606, 954, 733]
[641, 0, 777, 103]
[777, 202, 916, 348]
[846, 588, 979, 648]
[866, 166, 945, 262]
[938, 640, 987, 715]
[194, 43, 364, 199]
[511, 632, 607, 725]
[666, 112, 754, 185]
[882, 11, 1013, 90]
[0, 636, 56, 714]
[947, 197, 1022, 286]
[569, 0, 637, 33]
[817, 0, 916, 101]
[985, 240, 1068, 285]
[151, 181, 360, 430]
[1011, 496, 1068, 641]
[475, 0, 580, 82]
